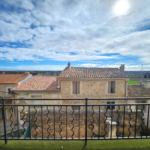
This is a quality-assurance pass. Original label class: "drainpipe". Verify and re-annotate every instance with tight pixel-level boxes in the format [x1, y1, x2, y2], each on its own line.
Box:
[12, 91, 17, 124]
[125, 80, 127, 97]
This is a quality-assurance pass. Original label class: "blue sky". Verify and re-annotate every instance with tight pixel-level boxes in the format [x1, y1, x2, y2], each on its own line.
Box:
[0, 0, 150, 71]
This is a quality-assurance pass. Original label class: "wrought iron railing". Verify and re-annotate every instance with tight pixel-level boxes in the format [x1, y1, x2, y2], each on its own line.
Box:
[0, 98, 150, 145]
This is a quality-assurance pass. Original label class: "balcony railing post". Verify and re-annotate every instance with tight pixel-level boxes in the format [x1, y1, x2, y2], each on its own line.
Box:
[2, 98, 7, 144]
[85, 98, 88, 145]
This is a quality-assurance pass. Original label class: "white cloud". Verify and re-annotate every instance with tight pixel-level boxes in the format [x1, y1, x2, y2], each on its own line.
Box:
[0, 0, 150, 65]
[1, 0, 34, 10]
[79, 63, 150, 71]
[1, 63, 150, 71]
[0, 47, 118, 61]
[0, 65, 66, 71]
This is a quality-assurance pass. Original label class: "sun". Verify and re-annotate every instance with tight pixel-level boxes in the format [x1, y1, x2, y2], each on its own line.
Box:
[113, 0, 130, 16]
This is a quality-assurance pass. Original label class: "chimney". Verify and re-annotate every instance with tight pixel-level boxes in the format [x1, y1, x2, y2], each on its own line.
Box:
[24, 72, 30, 75]
[120, 64, 125, 74]
[68, 62, 71, 68]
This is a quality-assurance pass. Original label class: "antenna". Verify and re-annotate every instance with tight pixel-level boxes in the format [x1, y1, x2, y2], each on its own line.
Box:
[140, 65, 143, 85]
[141, 65, 143, 80]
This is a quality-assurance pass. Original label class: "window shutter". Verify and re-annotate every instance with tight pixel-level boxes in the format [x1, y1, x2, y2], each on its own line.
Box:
[107, 102, 110, 109]
[113, 81, 116, 93]
[77, 82, 80, 94]
[108, 81, 111, 93]
[8, 89, 10, 94]
[73, 81, 80, 94]
[76, 82, 77, 94]
[112, 102, 115, 109]
[73, 82, 75, 94]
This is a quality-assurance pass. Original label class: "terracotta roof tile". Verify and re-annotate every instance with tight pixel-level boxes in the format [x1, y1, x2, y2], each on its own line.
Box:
[58, 67, 128, 79]
[12, 75, 58, 91]
[0, 73, 30, 84]
[127, 85, 150, 97]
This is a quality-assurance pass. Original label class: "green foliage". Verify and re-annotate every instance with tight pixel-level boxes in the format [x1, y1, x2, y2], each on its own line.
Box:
[128, 81, 147, 86]
[128, 81, 139, 85]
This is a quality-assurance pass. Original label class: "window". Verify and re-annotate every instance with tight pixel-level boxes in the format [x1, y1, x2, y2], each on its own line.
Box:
[73, 81, 80, 94]
[8, 88, 12, 94]
[106, 101, 115, 109]
[6, 87, 13, 94]
[30, 95, 43, 105]
[17, 97, 26, 103]
[108, 81, 116, 94]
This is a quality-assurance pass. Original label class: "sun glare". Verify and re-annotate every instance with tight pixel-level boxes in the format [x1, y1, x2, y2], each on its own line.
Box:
[113, 0, 130, 16]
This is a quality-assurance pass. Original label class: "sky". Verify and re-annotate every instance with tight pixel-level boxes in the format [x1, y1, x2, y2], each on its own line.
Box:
[0, 0, 150, 71]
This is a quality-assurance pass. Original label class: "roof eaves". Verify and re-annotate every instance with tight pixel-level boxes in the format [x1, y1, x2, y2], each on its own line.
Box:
[12, 90, 59, 92]
[57, 77, 129, 79]
[0, 83, 17, 84]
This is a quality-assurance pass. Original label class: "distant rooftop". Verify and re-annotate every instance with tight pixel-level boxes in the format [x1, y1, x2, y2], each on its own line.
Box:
[0, 72, 30, 84]
[128, 85, 150, 97]
[12, 75, 58, 91]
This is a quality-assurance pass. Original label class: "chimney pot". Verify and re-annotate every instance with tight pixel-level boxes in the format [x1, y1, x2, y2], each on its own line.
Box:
[24, 72, 30, 75]
[68, 62, 71, 68]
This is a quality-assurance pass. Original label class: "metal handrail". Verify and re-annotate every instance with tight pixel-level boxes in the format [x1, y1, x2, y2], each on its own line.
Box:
[0, 97, 150, 145]
[2, 97, 150, 100]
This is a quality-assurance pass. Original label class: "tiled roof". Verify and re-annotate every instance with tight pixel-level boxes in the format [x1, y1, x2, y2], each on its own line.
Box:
[58, 67, 128, 79]
[127, 85, 150, 97]
[0, 73, 30, 84]
[12, 75, 58, 91]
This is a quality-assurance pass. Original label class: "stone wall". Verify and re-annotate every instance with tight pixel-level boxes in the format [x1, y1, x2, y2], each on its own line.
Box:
[13, 79, 130, 115]
[14, 92, 61, 112]
[58, 79, 127, 105]
[30, 110, 105, 138]
[0, 84, 16, 120]
[14, 79, 128, 108]
[14, 91, 60, 100]
[59, 79, 126, 99]
[24, 109, 144, 139]
[0, 83, 17, 98]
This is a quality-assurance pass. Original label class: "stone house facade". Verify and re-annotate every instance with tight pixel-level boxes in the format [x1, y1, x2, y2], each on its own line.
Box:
[8, 64, 150, 137]
[57, 63, 129, 106]
[11, 75, 60, 124]
[0, 72, 32, 120]
[12, 63, 130, 109]
[12, 75, 60, 112]
[0, 72, 32, 98]
[127, 84, 150, 127]
[10, 63, 130, 116]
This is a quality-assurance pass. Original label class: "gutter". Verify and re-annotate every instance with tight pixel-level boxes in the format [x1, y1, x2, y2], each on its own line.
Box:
[11, 90, 60, 92]
[57, 78, 129, 81]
